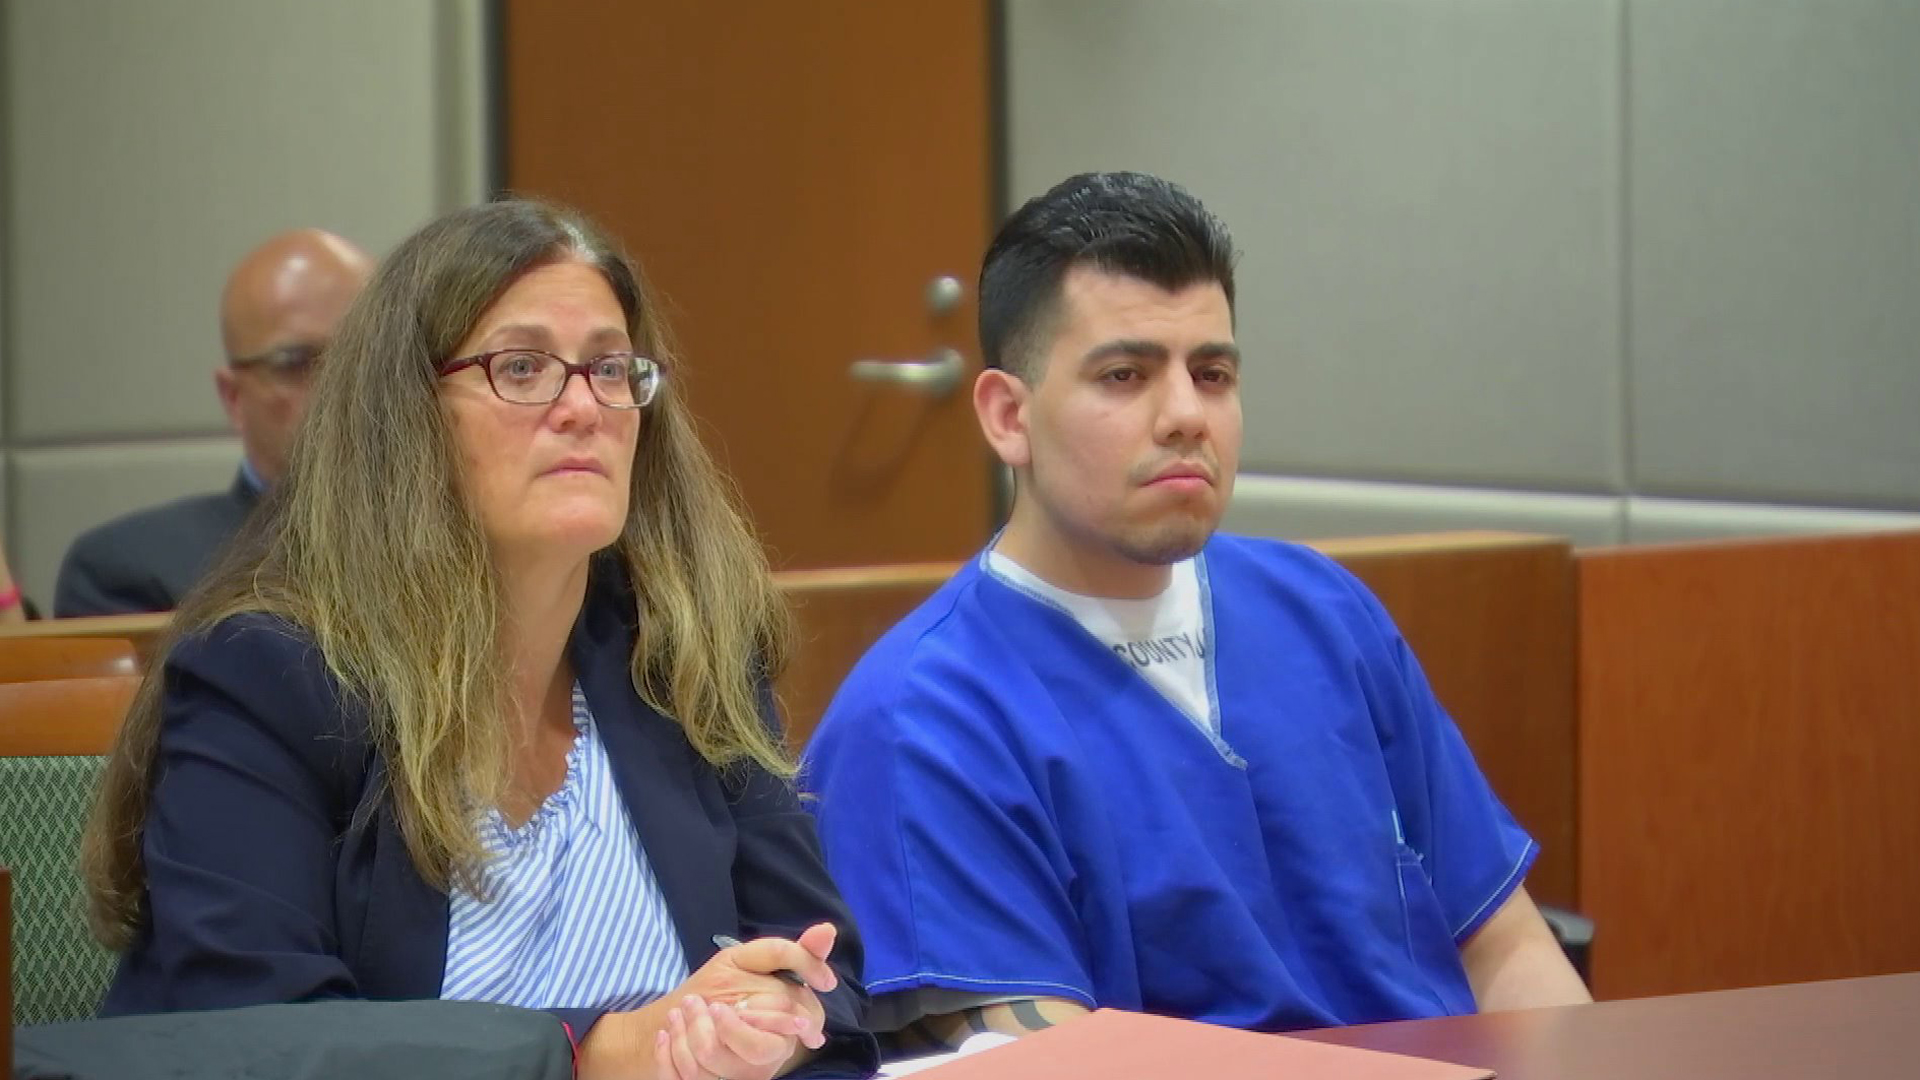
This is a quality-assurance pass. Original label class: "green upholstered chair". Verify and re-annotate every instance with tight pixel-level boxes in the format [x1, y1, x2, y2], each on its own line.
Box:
[0, 674, 136, 1026]
[3, 862, 14, 1065]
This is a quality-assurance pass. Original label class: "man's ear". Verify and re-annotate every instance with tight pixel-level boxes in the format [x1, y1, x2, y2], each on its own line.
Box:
[214, 366, 243, 429]
[973, 368, 1032, 469]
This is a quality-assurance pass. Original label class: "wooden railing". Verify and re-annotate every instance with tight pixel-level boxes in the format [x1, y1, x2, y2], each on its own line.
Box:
[1576, 529, 1920, 1000]
[0, 534, 1582, 912]
[7, 529, 1916, 1002]
[0, 614, 169, 665]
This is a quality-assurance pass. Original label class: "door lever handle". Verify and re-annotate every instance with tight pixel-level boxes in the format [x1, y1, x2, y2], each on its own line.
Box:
[848, 347, 965, 397]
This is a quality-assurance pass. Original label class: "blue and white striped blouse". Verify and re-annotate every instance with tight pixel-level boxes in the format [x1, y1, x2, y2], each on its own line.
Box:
[441, 683, 690, 1010]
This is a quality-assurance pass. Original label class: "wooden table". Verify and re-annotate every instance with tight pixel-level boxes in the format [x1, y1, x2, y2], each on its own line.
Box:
[1291, 973, 1920, 1079]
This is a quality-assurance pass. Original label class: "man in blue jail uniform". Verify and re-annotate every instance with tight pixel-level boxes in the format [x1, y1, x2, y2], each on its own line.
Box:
[803, 171, 1591, 1051]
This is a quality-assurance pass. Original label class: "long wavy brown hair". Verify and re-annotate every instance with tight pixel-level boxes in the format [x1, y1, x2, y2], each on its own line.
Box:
[83, 199, 793, 948]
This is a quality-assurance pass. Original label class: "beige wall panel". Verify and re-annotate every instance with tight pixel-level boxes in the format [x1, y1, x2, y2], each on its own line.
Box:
[1628, 0, 1920, 508]
[1005, 0, 1625, 492]
[1, 0, 489, 603]
[0, 452, 9, 597]
[2, 0, 487, 444]
[10, 440, 242, 608]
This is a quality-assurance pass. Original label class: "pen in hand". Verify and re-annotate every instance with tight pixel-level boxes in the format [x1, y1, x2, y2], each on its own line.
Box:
[711, 933, 811, 988]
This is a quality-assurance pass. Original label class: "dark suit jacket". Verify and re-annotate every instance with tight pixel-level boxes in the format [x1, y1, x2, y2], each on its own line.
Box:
[101, 560, 879, 1077]
[54, 470, 259, 616]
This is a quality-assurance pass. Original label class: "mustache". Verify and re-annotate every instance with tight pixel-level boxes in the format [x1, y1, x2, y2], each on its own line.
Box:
[1128, 453, 1219, 486]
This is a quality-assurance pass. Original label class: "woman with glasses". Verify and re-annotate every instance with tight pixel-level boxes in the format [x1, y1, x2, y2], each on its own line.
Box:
[82, 200, 878, 1080]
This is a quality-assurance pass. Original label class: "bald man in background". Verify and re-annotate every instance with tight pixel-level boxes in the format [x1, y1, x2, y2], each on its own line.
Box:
[54, 229, 373, 616]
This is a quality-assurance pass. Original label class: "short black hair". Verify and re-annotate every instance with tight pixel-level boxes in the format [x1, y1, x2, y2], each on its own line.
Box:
[978, 171, 1238, 381]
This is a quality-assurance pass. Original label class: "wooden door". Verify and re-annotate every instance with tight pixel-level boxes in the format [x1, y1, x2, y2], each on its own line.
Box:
[503, 1, 994, 571]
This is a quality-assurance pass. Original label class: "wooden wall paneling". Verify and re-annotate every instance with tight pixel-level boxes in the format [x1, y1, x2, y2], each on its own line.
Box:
[1577, 530, 1920, 999]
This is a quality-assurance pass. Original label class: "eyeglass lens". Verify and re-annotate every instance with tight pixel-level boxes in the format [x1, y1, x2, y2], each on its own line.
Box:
[487, 350, 657, 406]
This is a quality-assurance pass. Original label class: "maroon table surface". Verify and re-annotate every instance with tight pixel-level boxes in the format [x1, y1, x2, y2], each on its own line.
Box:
[1289, 973, 1920, 1079]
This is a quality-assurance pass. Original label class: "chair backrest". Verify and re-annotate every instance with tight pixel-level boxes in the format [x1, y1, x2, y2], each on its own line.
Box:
[0, 637, 140, 685]
[0, 676, 136, 758]
[3, 862, 14, 1066]
[0, 675, 139, 1026]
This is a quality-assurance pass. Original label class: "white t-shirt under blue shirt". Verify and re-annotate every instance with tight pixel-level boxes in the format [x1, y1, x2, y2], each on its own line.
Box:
[985, 550, 1215, 735]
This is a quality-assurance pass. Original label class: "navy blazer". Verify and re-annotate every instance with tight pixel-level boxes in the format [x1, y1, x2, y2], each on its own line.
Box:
[103, 561, 878, 1076]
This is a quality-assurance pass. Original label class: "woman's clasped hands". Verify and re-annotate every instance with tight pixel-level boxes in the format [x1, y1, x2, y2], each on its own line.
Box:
[583, 922, 840, 1080]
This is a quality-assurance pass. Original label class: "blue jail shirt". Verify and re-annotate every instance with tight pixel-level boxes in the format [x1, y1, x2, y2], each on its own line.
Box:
[803, 533, 1536, 1031]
